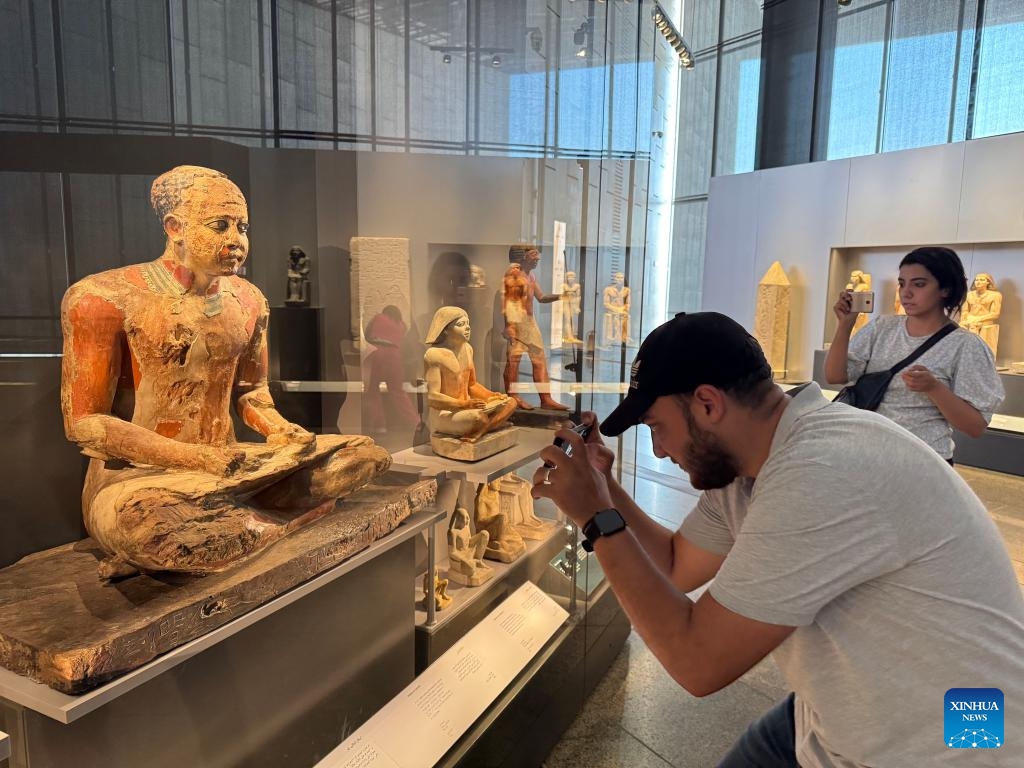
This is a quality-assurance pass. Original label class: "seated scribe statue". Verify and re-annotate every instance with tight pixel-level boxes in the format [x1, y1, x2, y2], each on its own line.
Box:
[474, 479, 526, 563]
[447, 507, 493, 586]
[423, 306, 517, 458]
[960, 272, 1002, 356]
[60, 165, 391, 580]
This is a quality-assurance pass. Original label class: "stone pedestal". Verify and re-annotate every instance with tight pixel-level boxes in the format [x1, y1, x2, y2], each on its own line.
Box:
[430, 426, 519, 462]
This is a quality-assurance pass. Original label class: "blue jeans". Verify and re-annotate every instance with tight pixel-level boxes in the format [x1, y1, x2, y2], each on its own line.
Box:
[717, 692, 797, 767]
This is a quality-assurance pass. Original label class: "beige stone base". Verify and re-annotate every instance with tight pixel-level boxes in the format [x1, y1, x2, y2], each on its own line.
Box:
[446, 562, 494, 587]
[430, 426, 519, 462]
[516, 520, 558, 541]
[484, 539, 526, 563]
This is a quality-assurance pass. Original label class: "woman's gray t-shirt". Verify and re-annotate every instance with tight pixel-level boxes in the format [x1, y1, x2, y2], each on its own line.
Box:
[846, 315, 1004, 458]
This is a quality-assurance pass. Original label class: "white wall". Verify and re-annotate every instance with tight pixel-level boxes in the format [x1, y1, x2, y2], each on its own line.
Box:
[703, 132, 1024, 378]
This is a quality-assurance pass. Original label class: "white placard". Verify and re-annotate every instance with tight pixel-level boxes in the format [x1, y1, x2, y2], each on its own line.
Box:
[550, 220, 567, 350]
[0, 729, 9, 762]
[320, 582, 569, 768]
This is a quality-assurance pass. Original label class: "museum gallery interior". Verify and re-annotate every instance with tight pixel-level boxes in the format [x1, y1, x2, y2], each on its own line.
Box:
[0, 1, 1022, 767]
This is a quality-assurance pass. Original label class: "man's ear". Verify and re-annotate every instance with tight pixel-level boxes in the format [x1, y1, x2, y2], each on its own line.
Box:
[691, 384, 726, 423]
[163, 214, 184, 243]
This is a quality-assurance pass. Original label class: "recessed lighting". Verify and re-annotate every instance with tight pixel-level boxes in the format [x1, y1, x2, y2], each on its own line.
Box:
[491, 54, 502, 67]
[576, 47, 587, 58]
[442, 53, 451, 64]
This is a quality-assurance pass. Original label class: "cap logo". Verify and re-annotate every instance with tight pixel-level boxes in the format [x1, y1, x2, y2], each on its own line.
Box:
[629, 358, 641, 390]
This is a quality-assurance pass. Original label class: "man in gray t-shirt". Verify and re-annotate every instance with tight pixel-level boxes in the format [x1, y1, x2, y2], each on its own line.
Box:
[531, 312, 1024, 768]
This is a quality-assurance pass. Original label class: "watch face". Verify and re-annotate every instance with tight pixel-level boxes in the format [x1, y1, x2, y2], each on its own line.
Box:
[593, 508, 626, 534]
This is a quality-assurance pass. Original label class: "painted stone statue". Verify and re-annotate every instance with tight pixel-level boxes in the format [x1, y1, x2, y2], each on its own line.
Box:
[60, 165, 391, 580]
[502, 244, 568, 410]
[423, 306, 518, 460]
[960, 273, 1002, 357]
[561, 271, 583, 345]
[602, 272, 631, 346]
[285, 245, 311, 306]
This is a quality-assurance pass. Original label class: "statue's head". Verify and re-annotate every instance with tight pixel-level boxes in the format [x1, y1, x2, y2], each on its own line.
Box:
[974, 273, 996, 291]
[425, 306, 470, 345]
[151, 165, 249, 278]
[509, 243, 540, 270]
[566, 271, 577, 283]
[613, 271, 625, 286]
[289, 245, 305, 262]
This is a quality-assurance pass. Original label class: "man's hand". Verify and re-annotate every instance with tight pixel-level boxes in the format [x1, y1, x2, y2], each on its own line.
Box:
[531, 423, 614, 527]
[901, 364, 939, 393]
[577, 411, 615, 478]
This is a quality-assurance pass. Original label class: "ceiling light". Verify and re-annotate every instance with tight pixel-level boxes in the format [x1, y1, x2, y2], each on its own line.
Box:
[652, 3, 694, 71]
[491, 54, 502, 67]
[576, 46, 587, 58]
[442, 53, 451, 64]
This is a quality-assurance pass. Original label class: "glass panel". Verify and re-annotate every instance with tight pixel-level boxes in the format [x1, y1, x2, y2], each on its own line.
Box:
[276, 0, 335, 139]
[721, 0, 762, 42]
[110, 0, 172, 127]
[972, 0, 1024, 139]
[880, 0, 960, 153]
[668, 198, 706, 315]
[826, 2, 887, 160]
[674, 54, 717, 197]
[186, 0, 264, 131]
[950, 0, 979, 143]
[713, 38, 760, 176]
[683, 0, 721, 52]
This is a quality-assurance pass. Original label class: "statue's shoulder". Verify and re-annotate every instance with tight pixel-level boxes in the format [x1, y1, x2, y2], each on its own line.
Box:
[225, 276, 268, 312]
[62, 265, 141, 315]
[424, 347, 460, 372]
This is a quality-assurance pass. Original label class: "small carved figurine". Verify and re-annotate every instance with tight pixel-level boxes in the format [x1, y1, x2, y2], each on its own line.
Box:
[475, 480, 526, 563]
[285, 246, 311, 306]
[447, 506, 493, 586]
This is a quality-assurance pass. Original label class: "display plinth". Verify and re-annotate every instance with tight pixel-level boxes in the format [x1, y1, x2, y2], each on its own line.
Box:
[392, 426, 554, 485]
[430, 426, 519, 462]
[0, 474, 436, 695]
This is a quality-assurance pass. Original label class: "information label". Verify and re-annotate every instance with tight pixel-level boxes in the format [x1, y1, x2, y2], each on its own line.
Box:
[320, 582, 568, 768]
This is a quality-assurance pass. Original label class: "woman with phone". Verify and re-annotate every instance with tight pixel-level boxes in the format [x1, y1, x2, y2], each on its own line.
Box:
[824, 246, 1003, 462]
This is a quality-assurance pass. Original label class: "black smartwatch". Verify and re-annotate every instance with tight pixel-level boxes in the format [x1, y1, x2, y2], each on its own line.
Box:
[581, 508, 627, 552]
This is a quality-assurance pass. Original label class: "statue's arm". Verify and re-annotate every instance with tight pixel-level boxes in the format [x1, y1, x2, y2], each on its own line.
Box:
[532, 279, 559, 304]
[61, 287, 241, 474]
[424, 355, 468, 410]
[976, 293, 1002, 324]
[234, 289, 314, 445]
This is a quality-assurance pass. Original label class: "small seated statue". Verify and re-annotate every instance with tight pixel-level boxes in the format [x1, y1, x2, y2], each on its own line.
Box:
[602, 272, 631, 346]
[60, 165, 391, 579]
[421, 569, 452, 611]
[447, 507, 493, 586]
[423, 306, 518, 460]
[475, 480, 526, 563]
[960, 273, 1002, 357]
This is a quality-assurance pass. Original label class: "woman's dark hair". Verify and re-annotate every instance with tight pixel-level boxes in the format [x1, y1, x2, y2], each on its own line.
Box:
[899, 246, 968, 317]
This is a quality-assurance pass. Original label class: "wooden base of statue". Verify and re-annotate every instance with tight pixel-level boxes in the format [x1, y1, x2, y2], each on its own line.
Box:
[0, 473, 436, 695]
[430, 426, 519, 462]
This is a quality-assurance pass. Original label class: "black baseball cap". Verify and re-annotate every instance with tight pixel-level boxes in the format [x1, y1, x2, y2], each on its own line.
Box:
[600, 312, 772, 437]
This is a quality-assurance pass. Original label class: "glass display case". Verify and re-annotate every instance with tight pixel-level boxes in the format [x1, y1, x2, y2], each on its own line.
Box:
[0, 135, 649, 768]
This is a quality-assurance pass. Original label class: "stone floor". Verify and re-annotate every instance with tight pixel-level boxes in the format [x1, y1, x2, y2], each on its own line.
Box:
[542, 463, 1024, 768]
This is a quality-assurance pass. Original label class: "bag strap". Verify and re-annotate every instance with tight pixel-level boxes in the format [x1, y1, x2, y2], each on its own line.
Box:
[887, 322, 957, 375]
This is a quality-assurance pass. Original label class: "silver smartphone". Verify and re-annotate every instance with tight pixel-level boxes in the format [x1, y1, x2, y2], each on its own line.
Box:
[849, 291, 874, 313]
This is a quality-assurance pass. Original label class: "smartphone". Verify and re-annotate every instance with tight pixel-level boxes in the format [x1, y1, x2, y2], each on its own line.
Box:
[849, 291, 875, 314]
[544, 422, 592, 467]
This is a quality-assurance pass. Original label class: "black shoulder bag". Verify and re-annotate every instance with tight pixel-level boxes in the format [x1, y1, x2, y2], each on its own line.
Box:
[833, 323, 956, 411]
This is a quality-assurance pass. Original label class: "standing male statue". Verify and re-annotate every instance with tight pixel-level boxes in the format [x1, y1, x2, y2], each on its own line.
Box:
[60, 165, 391, 579]
[501, 244, 568, 410]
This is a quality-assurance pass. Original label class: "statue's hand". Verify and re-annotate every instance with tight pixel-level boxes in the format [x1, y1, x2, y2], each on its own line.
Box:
[266, 423, 316, 449]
